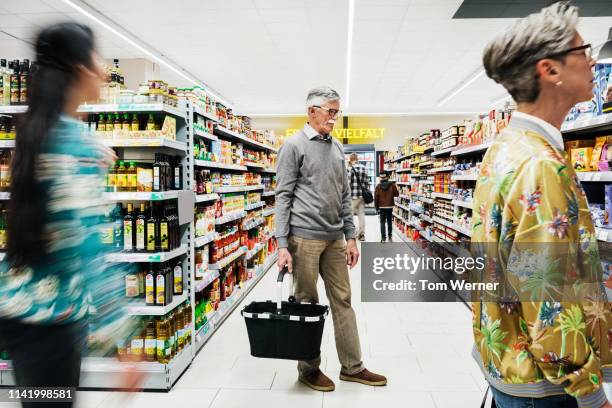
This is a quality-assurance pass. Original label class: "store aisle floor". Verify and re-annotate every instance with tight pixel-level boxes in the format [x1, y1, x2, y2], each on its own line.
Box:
[80, 216, 485, 408]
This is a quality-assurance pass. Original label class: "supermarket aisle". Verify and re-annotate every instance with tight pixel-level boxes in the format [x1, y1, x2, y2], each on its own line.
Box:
[84, 216, 484, 408]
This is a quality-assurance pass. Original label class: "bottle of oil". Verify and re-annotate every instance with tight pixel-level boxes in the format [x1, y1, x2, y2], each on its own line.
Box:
[153, 154, 161, 192]
[173, 259, 183, 295]
[168, 312, 177, 358]
[144, 318, 156, 362]
[105, 114, 114, 132]
[0, 60, 5, 105]
[145, 264, 155, 306]
[9, 61, 20, 105]
[97, 114, 106, 132]
[127, 161, 137, 192]
[130, 326, 144, 362]
[155, 265, 165, 306]
[19, 60, 28, 105]
[135, 203, 146, 252]
[122, 113, 130, 131]
[158, 206, 169, 252]
[183, 302, 192, 346]
[146, 204, 157, 252]
[156, 316, 169, 363]
[176, 306, 185, 352]
[123, 203, 134, 252]
[146, 114, 156, 131]
[131, 114, 139, 131]
[116, 161, 127, 192]
[113, 113, 121, 131]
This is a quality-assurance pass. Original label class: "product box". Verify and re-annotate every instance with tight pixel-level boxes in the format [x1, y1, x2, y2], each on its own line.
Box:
[570, 147, 593, 171]
[137, 168, 153, 192]
[595, 63, 612, 115]
[605, 184, 612, 228]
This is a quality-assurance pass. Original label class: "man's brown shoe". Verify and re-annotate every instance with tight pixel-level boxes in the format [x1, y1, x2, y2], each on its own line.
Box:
[339, 369, 387, 386]
[298, 369, 335, 392]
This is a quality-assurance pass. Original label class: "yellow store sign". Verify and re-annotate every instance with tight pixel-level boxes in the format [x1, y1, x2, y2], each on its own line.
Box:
[286, 128, 386, 140]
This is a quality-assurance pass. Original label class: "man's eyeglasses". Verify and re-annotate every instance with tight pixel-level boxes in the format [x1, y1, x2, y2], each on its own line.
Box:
[545, 43, 592, 60]
[312, 105, 342, 118]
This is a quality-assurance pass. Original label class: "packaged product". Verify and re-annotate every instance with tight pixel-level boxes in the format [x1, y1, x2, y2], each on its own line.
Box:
[606, 185, 612, 228]
[137, 168, 153, 192]
[570, 147, 593, 171]
[589, 203, 606, 228]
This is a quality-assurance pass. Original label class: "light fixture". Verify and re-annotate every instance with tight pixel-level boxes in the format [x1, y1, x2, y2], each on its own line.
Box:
[437, 69, 485, 107]
[61, 0, 233, 108]
[345, 0, 356, 110]
[598, 27, 612, 63]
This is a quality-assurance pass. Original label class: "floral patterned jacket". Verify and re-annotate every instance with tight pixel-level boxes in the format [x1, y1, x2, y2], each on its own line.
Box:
[471, 122, 611, 407]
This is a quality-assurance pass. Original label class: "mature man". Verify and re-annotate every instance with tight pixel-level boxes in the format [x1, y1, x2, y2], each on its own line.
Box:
[275, 86, 386, 392]
[348, 153, 368, 241]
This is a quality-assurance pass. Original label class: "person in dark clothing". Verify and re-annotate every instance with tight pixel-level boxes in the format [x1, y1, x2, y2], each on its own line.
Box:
[374, 172, 399, 242]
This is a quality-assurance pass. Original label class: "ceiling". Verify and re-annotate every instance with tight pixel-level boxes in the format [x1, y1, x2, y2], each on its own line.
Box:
[1, 0, 611, 115]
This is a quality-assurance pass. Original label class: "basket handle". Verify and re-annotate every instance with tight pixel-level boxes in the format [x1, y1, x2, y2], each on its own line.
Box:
[276, 266, 294, 313]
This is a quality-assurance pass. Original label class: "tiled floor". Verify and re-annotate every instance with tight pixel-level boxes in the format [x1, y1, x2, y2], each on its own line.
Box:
[75, 216, 488, 407]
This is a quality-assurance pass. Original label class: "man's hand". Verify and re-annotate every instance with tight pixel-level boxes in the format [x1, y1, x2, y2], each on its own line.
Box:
[346, 239, 359, 269]
[277, 247, 293, 273]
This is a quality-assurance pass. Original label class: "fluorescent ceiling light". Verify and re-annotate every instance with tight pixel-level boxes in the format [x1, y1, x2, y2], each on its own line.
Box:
[437, 69, 485, 107]
[345, 0, 355, 110]
[62, 0, 233, 108]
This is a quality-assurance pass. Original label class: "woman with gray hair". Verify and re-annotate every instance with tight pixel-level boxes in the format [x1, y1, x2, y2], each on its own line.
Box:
[472, 2, 611, 408]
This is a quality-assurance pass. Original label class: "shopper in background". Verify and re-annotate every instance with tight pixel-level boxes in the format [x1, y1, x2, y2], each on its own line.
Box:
[0, 23, 141, 407]
[348, 153, 368, 241]
[275, 86, 386, 392]
[374, 172, 398, 243]
[474, 3, 611, 408]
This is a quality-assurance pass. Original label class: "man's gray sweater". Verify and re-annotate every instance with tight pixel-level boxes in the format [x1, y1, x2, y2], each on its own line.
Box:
[275, 125, 356, 248]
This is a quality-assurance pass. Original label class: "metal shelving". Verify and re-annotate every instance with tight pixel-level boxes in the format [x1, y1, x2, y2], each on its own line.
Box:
[195, 193, 220, 203]
[215, 185, 264, 193]
[214, 125, 277, 152]
[195, 159, 247, 171]
[450, 142, 492, 157]
[106, 244, 188, 263]
[78, 103, 185, 119]
[576, 172, 612, 182]
[101, 138, 186, 152]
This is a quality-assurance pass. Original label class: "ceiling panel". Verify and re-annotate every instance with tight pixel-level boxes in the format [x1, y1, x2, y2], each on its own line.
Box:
[0, 0, 611, 115]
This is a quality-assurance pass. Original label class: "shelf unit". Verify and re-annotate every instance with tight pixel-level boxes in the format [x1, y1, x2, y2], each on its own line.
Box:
[106, 245, 188, 263]
[213, 125, 277, 152]
[214, 185, 264, 193]
[194, 160, 247, 171]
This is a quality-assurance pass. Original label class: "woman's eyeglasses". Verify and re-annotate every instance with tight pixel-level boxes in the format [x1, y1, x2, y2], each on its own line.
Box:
[545, 43, 592, 60]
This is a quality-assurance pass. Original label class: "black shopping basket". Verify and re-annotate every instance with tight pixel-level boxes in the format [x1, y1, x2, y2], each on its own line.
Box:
[241, 267, 329, 360]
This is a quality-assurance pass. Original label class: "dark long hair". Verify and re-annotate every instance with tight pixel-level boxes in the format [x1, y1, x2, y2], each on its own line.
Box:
[7, 22, 95, 267]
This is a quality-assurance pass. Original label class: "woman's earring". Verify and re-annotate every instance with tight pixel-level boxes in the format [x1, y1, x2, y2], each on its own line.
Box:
[556, 81, 563, 87]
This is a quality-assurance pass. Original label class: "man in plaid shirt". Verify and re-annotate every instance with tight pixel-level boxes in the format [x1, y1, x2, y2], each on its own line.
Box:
[348, 153, 369, 241]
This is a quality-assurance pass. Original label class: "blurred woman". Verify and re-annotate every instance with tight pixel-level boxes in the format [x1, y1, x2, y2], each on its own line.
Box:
[472, 2, 611, 408]
[0, 22, 133, 407]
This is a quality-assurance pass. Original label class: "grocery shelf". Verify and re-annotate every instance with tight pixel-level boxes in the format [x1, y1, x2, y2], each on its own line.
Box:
[432, 216, 472, 237]
[101, 138, 186, 152]
[392, 213, 408, 224]
[194, 270, 220, 292]
[576, 172, 612, 182]
[397, 181, 411, 186]
[260, 168, 276, 174]
[215, 210, 247, 225]
[103, 191, 180, 201]
[78, 103, 185, 119]
[419, 197, 434, 204]
[106, 244, 188, 263]
[195, 193, 219, 203]
[261, 190, 275, 197]
[562, 113, 612, 133]
[398, 194, 411, 200]
[452, 200, 474, 210]
[245, 162, 265, 169]
[196, 253, 277, 350]
[194, 232, 218, 248]
[0, 140, 15, 148]
[214, 125, 278, 152]
[419, 230, 433, 242]
[420, 214, 433, 223]
[193, 104, 219, 122]
[450, 142, 492, 157]
[246, 242, 264, 260]
[595, 227, 612, 242]
[215, 184, 264, 193]
[431, 147, 455, 157]
[195, 159, 247, 171]
[395, 202, 410, 212]
[208, 246, 247, 270]
[0, 192, 9, 200]
[428, 166, 454, 173]
[262, 207, 275, 217]
[392, 227, 411, 244]
[127, 293, 188, 316]
[451, 174, 478, 181]
[396, 168, 411, 173]
[0, 105, 27, 114]
[193, 128, 218, 142]
[242, 217, 264, 230]
[421, 180, 434, 185]
[432, 192, 453, 200]
[245, 201, 265, 211]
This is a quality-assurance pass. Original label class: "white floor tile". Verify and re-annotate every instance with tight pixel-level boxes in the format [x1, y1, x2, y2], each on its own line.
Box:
[432, 391, 487, 408]
[323, 391, 435, 408]
[176, 367, 275, 390]
[100, 389, 218, 408]
[211, 389, 322, 408]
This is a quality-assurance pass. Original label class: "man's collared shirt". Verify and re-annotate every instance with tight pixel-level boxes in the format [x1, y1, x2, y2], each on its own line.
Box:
[304, 123, 332, 142]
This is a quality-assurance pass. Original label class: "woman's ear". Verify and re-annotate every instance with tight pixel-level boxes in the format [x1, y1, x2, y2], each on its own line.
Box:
[535, 59, 563, 87]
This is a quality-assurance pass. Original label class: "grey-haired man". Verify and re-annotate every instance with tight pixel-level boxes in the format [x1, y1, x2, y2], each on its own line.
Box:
[275, 86, 387, 392]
